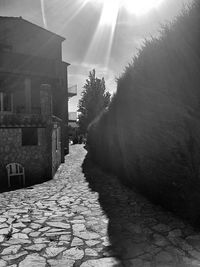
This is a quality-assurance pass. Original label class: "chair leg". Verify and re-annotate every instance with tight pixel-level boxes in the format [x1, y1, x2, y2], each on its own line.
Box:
[8, 176, 10, 188]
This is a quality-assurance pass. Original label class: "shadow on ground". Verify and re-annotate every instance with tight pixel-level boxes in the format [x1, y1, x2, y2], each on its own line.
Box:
[82, 152, 197, 267]
[0, 177, 51, 194]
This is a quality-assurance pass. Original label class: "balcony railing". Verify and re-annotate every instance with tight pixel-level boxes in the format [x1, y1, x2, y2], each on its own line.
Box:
[68, 85, 77, 98]
[0, 113, 46, 127]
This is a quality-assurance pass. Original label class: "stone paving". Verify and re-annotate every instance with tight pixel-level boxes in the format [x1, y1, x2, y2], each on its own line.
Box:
[0, 145, 200, 266]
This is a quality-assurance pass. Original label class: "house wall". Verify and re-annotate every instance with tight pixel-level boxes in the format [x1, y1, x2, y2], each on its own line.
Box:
[0, 127, 51, 187]
[13, 87, 26, 113]
[0, 19, 62, 60]
[0, 17, 69, 189]
[11, 78, 52, 115]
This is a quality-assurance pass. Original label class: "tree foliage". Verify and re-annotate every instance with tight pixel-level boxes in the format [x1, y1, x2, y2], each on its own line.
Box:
[78, 69, 111, 133]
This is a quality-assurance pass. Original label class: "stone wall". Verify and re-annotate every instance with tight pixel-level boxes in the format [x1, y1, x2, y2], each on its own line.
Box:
[0, 127, 51, 187]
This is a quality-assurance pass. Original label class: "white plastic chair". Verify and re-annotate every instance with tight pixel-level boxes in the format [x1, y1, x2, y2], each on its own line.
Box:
[6, 163, 25, 187]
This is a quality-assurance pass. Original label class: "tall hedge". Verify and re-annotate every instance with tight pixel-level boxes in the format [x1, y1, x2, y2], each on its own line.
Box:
[87, 0, 200, 225]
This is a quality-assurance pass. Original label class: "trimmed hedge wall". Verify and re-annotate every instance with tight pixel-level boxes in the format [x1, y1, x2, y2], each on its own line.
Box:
[87, 0, 200, 225]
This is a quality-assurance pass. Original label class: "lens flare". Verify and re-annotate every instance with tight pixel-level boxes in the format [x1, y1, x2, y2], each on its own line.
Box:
[123, 0, 163, 15]
[40, 0, 47, 28]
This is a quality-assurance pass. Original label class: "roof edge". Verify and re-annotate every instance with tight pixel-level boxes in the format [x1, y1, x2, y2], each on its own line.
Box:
[0, 16, 66, 42]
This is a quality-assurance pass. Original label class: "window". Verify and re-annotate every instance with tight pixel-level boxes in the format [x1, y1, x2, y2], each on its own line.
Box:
[22, 128, 38, 146]
[0, 43, 12, 52]
[0, 92, 13, 112]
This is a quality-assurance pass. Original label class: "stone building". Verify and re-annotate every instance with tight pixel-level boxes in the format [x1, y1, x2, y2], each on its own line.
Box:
[0, 16, 73, 188]
[68, 111, 78, 141]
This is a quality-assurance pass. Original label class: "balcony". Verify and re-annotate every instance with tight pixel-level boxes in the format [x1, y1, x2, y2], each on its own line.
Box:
[0, 51, 68, 80]
[68, 85, 77, 98]
[68, 112, 77, 122]
[0, 113, 46, 127]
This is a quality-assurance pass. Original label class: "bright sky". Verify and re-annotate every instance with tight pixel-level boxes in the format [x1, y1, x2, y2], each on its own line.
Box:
[0, 0, 193, 111]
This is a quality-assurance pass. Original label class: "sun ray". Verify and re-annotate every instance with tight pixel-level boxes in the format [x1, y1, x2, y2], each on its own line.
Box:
[40, 0, 47, 28]
[83, 0, 119, 69]
[63, 0, 90, 25]
[40, 0, 90, 36]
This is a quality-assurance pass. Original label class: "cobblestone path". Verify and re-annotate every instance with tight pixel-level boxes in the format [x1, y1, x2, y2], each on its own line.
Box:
[0, 145, 200, 266]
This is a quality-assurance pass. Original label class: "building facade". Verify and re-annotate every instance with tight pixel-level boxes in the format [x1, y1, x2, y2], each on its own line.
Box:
[0, 16, 70, 187]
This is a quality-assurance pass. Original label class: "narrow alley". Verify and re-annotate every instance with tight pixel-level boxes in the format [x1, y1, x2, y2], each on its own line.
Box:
[0, 145, 200, 267]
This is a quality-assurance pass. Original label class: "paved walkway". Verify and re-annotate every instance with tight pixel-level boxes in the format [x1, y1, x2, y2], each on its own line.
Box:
[0, 145, 200, 266]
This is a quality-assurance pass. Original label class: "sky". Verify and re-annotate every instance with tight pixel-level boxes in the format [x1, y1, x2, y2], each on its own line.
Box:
[0, 0, 193, 111]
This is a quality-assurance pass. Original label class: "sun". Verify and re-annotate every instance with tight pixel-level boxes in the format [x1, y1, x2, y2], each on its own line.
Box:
[82, 0, 163, 71]
[94, 0, 163, 24]
[123, 0, 163, 15]
[99, 0, 120, 25]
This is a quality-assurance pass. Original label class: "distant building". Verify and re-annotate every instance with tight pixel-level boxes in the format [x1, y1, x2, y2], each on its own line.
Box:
[69, 111, 77, 123]
[0, 16, 74, 187]
[68, 111, 78, 138]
